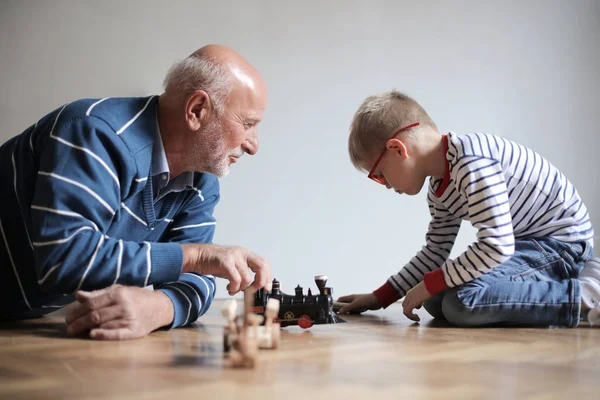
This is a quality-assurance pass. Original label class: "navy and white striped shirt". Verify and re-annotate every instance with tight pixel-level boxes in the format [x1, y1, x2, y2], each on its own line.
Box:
[375, 132, 593, 305]
[0, 96, 218, 327]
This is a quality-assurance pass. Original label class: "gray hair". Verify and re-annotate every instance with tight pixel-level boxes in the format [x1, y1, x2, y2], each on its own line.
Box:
[348, 90, 437, 171]
[163, 54, 233, 114]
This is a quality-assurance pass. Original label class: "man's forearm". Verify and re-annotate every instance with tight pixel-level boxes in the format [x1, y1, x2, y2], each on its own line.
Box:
[181, 243, 202, 273]
[151, 290, 176, 329]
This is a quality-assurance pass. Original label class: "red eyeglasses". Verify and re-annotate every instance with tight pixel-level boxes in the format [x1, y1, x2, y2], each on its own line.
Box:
[367, 122, 420, 185]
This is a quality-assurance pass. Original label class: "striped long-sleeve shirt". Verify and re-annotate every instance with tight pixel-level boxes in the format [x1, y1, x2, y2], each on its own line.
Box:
[374, 132, 594, 307]
[0, 96, 218, 327]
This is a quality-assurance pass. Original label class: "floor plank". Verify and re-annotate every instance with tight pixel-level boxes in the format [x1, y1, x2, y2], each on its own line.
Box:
[0, 301, 598, 400]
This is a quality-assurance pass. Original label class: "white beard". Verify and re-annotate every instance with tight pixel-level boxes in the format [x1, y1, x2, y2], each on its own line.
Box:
[215, 147, 244, 177]
[193, 116, 243, 178]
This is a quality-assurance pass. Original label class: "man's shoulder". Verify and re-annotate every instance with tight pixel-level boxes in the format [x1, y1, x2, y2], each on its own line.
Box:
[52, 96, 159, 156]
[63, 96, 157, 132]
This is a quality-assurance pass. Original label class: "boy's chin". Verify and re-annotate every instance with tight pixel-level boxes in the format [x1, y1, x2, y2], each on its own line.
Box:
[405, 183, 425, 196]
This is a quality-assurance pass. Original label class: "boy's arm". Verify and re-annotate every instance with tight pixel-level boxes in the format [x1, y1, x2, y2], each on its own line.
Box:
[423, 157, 514, 296]
[154, 176, 219, 328]
[31, 108, 182, 295]
[373, 193, 461, 308]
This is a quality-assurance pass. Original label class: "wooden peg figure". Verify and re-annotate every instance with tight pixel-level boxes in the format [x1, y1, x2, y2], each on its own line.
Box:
[221, 299, 239, 353]
[258, 298, 281, 349]
[228, 288, 261, 368]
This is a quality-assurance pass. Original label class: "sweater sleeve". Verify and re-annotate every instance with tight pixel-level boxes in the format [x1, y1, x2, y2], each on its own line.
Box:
[31, 107, 182, 295]
[373, 192, 461, 307]
[423, 157, 515, 295]
[155, 175, 219, 328]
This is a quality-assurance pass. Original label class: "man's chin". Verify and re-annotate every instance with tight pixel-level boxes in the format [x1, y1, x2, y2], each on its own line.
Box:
[212, 163, 231, 178]
[219, 167, 231, 178]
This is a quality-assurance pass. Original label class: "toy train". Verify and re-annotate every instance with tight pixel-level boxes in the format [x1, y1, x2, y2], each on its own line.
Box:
[252, 275, 345, 328]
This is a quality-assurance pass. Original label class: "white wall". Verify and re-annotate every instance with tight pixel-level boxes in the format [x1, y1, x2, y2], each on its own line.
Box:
[1, 0, 599, 298]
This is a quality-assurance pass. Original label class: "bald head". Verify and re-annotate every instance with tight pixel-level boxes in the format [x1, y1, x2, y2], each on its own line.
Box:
[159, 45, 268, 178]
[163, 44, 266, 113]
[191, 44, 261, 81]
[194, 45, 267, 113]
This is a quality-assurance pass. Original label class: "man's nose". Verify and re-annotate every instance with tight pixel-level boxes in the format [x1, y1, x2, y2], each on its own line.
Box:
[242, 132, 259, 155]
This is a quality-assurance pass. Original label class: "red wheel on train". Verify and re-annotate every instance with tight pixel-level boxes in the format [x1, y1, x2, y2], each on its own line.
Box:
[298, 314, 313, 329]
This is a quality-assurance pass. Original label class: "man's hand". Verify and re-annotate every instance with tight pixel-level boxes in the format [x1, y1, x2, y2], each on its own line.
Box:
[337, 293, 382, 314]
[182, 244, 271, 296]
[402, 281, 432, 322]
[65, 285, 174, 340]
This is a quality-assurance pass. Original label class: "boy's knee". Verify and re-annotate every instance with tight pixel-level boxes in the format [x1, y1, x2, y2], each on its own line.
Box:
[423, 293, 446, 320]
[441, 289, 483, 327]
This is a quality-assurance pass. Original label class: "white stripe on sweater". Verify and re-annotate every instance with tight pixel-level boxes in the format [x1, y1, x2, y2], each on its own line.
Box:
[189, 187, 204, 201]
[50, 104, 69, 135]
[183, 272, 212, 299]
[38, 171, 115, 215]
[174, 281, 202, 312]
[120, 202, 147, 226]
[208, 278, 215, 292]
[171, 221, 215, 231]
[76, 235, 105, 291]
[30, 205, 99, 231]
[168, 285, 192, 325]
[0, 219, 31, 309]
[86, 97, 110, 116]
[33, 226, 94, 247]
[29, 121, 38, 155]
[143, 242, 152, 287]
[116, 96, 155, 135]
[37, 263, 62, 285]
[114, 239, 123, 285]
[49, 133, 120, 188]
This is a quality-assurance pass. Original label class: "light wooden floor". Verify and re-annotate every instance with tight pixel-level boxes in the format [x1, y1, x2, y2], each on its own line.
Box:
[1, 301, 599, 400]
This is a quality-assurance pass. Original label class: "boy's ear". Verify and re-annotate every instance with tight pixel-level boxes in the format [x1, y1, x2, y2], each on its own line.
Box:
[386, 138, 409, 159]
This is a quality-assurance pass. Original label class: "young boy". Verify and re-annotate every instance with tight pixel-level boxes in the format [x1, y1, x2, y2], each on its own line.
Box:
[338, 91, 600, 327]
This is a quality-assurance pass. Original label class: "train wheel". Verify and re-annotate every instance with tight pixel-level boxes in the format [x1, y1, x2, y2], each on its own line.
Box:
[298, 314, 313, 329]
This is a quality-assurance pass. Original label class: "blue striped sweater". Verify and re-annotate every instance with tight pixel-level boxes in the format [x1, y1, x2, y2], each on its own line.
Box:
[374, 132, 594, 306]
[0, 96, 218, 328]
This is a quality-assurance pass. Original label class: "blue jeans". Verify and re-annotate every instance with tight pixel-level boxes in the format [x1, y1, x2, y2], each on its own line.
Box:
[423, 238, 593, 328]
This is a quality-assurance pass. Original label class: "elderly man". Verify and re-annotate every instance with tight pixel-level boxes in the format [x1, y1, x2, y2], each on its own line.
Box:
[0, 45, 271, 340]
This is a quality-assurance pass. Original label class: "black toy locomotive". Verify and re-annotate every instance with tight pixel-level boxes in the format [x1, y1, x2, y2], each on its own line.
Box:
[253, 275, 345, 328]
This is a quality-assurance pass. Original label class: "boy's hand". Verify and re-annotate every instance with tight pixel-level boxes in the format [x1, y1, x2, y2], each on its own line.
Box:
[337, 293, 382, 314]
[402, 282, 432, 322]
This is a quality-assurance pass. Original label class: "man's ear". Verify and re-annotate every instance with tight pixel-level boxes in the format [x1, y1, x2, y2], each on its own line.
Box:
[386, 138, 409, 159]
[185, 90, 213, 131]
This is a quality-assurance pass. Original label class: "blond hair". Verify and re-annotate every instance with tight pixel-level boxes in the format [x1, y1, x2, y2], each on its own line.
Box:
[348, 90, 437, 172]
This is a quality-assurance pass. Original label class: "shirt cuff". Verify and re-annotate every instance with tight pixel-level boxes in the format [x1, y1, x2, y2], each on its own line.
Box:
[157, 286, 190, 329]
[149, 242, 183, 284]
[373, 281, 401, 309]
[423, 269, 449, 296]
